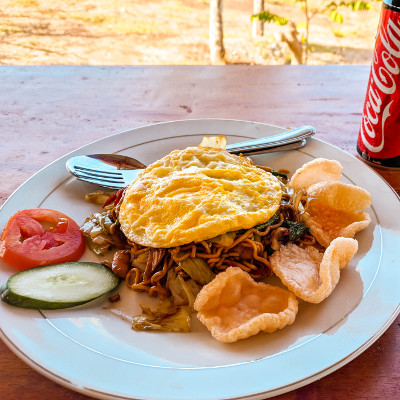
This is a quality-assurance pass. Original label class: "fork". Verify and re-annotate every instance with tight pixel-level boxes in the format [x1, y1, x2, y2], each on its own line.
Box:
[66, 125, 315, 189]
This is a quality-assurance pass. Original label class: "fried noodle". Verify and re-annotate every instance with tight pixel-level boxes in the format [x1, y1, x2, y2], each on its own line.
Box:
[97, 180, 315, 301]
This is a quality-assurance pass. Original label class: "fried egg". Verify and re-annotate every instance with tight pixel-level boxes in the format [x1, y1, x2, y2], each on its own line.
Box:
[119, 142, 282, 248]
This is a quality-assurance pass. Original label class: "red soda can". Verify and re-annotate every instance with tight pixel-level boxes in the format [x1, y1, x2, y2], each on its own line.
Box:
[357, 0, 400, 168]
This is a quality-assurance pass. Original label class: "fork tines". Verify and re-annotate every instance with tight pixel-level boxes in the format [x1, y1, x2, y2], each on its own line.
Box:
[73, 166, 126, 188]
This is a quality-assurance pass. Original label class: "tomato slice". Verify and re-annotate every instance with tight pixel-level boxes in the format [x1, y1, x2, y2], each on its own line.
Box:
[0, 209, 86, 270]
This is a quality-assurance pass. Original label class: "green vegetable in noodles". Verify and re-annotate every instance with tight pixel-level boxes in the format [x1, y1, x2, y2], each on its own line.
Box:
[167, 269, 200, 309]
[254, 212, 280, 231]
[270, 170, 288, 180]
[282, 221, 310, 241]
[178, 257, 215, 285]
[207, 231, 236, 246]
[132, 301, 191, 332]
[81, 212, 124, 255]
[85, 191, 114, 205]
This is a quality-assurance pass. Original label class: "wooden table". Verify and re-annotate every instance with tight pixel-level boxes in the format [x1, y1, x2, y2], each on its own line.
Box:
[0, 65, 399, 400]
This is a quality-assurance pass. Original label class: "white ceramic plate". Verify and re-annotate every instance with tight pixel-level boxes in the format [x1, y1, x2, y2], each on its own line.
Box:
[1, 119, 399, 400]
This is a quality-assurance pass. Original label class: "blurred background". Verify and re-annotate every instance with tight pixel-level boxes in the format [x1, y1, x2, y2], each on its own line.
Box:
[0, 0, 381, 65]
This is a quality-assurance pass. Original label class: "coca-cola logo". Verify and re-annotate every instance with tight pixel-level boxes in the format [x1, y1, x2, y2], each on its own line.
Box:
[360, 14, 400, 153]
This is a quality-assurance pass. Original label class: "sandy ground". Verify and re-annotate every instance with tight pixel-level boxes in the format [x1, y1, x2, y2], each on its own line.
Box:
[0, 0, 381, 65]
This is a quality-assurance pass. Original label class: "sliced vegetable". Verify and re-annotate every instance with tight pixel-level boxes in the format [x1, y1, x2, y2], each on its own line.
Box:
[103, 187, 126, 208]
[179, 276, 201, 308]
[0, 262, 120, 309]
[207, 231, 236, 246]
[132, 301, 191, 332]
[167, 269, 200, 308]
[85, 191, 114, 205]
[178, 257, 215, 285]
[0, 209, 85, 270]
[81, 211, 125, 255]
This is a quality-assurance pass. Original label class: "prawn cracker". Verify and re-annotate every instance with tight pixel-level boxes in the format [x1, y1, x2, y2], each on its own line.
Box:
[290, 158, 343, 191]
[270, 237, 358, 303]
[194, 267, 298, 343]
[302, 181, 371, 248]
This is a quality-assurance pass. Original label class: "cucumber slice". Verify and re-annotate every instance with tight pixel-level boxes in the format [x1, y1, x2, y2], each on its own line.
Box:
[0, 262, 120, 310]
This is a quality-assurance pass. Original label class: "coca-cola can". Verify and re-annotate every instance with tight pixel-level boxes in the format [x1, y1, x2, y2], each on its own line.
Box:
[357, 0, 400, 169]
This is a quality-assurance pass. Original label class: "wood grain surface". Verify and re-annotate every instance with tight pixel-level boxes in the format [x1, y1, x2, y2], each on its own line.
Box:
[0, 65, 399, 400]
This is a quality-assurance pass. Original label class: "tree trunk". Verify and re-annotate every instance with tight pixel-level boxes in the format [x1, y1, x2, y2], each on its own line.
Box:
[209, 0, 225, 64]
[281, 22, 303, 64]
[252, 0, 264, 37]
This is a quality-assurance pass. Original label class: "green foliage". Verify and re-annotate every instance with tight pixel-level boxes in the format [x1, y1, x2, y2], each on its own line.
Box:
[251, 0, 376, 64]
[327, 1, 372, 23]
[330, 9, 344, 23]
[251, 11, 289, 26]
[332, 29, 346, 37]
[297, 22, 308, 29]
[252, 1, 372, 27]
[339, 1, 372, 11]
